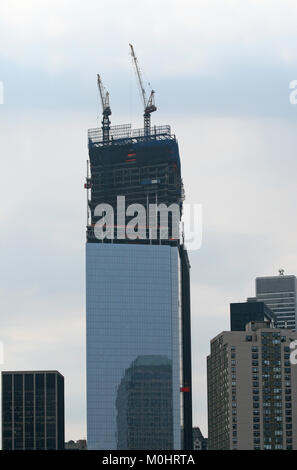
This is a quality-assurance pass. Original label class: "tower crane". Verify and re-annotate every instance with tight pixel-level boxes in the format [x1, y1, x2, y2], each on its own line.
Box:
[97, 74, 111, 143]
[129, 44, 157, 136]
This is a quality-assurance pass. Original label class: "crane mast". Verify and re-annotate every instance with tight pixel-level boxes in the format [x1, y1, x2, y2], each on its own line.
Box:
[97, 74, 111, 143]
[129, 44, 157, 136]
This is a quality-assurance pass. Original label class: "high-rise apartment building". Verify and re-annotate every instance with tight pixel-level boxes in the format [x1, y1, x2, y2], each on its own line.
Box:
[86, 124, 192, 449]
[2, 371, 64, 450]
[256, 272, 297, 330]
[207, 322, 297, 450]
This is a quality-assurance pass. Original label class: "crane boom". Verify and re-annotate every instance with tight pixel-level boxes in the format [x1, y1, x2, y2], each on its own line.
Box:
[129, 44, 147, 109]
[129, 44, 157, 136]
[97, 74, 111, 143]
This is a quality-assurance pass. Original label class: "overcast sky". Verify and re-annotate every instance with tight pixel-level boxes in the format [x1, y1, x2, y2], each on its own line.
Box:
[1, 0, 297, 442]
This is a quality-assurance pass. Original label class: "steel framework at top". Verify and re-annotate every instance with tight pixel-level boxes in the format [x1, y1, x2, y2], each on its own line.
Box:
[88, 124, 173, 148]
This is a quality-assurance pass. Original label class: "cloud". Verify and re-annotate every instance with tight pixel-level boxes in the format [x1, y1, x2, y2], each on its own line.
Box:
[1, 107, 297, 439]
[1, 0, 297, 70]
[1, 1, 297, 442]
[1, 0, 297, 121]
[0, 291, 86, 442]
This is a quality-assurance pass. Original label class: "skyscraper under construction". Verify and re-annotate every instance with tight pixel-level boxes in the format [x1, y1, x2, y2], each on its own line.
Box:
[86, 49, 192, 450]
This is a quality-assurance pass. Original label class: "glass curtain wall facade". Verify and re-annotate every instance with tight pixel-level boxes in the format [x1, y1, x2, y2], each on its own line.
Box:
[230, 301, 276, 331]
[86, 125, 192, 450]
[256, 275, 297, 330]
[2, 371, 64, 450]
[87, 244, 181, 449]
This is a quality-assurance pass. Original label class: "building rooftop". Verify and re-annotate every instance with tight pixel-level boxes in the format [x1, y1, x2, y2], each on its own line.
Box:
[2, 370, 64, 377]
[88, 124, 174, 148]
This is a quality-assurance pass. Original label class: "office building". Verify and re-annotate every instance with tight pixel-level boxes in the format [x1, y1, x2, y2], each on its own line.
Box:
[116, 355, 173, 449]
[256, 272, 297, 330]
[86, 123, 192, 449]
[207, 322, 297, 450]
[192, 427, 208, 450]
[2, 370, 64, 450]
[230, 299, 276, 331]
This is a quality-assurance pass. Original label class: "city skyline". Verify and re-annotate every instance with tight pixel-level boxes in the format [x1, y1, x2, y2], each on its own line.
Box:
[1, 0, 297, 443]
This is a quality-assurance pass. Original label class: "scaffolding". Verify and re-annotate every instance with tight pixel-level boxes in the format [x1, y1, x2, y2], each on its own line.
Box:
[86, 124, 184, 245]
[88, 124, 172, 148]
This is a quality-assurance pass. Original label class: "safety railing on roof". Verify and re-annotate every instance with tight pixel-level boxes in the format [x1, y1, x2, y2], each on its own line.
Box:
[88, 124, 172, 145]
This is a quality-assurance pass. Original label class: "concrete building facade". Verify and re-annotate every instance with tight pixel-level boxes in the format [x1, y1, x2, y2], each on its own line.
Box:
[207, 322, 297, 450]
[192, 427, 208, 450]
